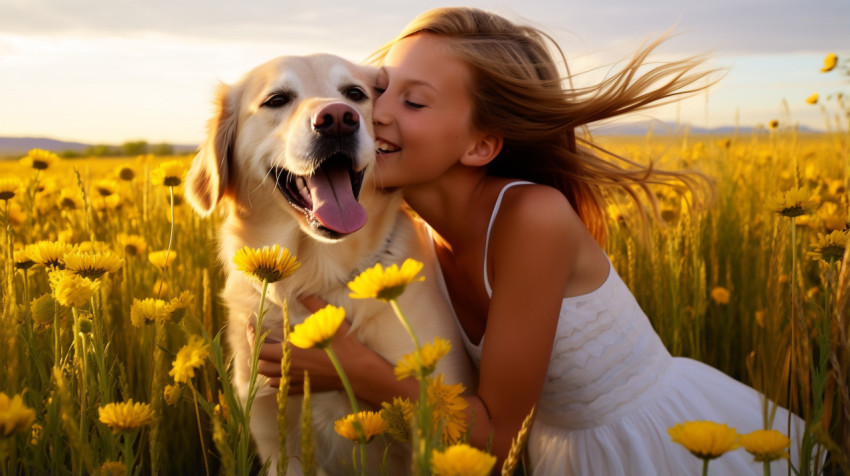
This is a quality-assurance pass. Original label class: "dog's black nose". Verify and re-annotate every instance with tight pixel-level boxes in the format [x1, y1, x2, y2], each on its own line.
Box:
[312, 103, 360, 137]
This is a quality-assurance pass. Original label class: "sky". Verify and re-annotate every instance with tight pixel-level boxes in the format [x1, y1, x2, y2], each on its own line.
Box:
[0, 0, 847, 145]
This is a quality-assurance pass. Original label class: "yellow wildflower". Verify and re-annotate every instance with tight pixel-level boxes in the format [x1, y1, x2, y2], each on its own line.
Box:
[431, 444, 497, 476]
[428, 374, 469, 444]
[710, 287, 730, 305]
[233, 245, 300, 283]
[739, 429, 790, 462]
[98, 399, 155, 433]
[20, 148, 59, 170]
[151, 160, 187, 187]
[668, 421, 739, 460]
[333, 411, 387, 443]
[26, 240, 72, 269]
[130, 298, 170, 327]
[167, 290, 194, 321]
[116, 164, 136, 181]
[64, 249, 124, 280]
[148, 250, 177, 268]
[49, 270, 99, 308]
[163, 384, 183, 406]
[117, 233, 147, 256]
[380, 397, 414, 442]
[806, 93, 819, 105]
[768, 186, 818, 218]
[93, 179, 118, 197]
[348, 258, 425, 301]
[57, 189, 84, 210]
[13, 249, 36, 271]
[169, 335, 210, 384]
[394, 337, 452, 380]
[290, 305, 346, 349]
[768, 119, 779, 130]
[820, 53, 837, 73]
[92, 194, 121, 211]
[807, 230, 848, 263]
[31, 293, 67, 328]
[0, 392, 36, 437]
[0, 177, 22, 201]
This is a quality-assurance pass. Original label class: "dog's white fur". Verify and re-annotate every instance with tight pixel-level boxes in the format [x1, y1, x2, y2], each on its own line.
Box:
[185, 54, 475, 475]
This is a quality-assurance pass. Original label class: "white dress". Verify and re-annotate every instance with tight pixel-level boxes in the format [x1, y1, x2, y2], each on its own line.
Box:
[434, 181, 808, 475]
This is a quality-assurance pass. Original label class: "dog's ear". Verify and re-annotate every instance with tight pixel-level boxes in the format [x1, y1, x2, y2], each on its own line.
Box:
[186, 82, 239, 216]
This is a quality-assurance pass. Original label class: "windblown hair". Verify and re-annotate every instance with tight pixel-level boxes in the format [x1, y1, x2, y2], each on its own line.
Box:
[369, 7, 715, 244]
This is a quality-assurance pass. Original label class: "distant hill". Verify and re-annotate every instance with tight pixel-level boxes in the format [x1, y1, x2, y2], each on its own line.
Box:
[0, 137, 198, 158]
[591, 122, 822, 136]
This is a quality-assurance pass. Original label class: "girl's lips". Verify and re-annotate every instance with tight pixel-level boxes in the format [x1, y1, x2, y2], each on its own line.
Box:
[375, 138, 401, 154]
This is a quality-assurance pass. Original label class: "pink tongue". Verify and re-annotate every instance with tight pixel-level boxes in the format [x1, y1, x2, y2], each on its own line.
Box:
[305, 166, 367, 234]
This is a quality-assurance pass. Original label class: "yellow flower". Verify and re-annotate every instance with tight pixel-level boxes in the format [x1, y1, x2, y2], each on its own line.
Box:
[92, 194, 122, 211]
[98, 399, 155, 433]
[807, 230, 848, 263]
[0, 392, 36, 437]
[394, 337, 452, 380]
[768, 119, 779, 130]
[710, 287, 730, 305]
[13, 249, 36, 270]
[130, 298, 170, 327]
[57, 189, 84, 210]
[117, 233, 147, 256]
[233, 245, 300, 283]
[738, 429, 790, 463]
[148, 250, 177, 268]
[49, 271, 100, 308]
[26, 240, 72, 269]
[768, 186, 819, 218]
[290, 305, 346, 349]
[20, 148, 59, 170]
[151, 160, 187, 187]
[806, 92, 819, 105]
[348, 258, 425, 301]
[31, 293, 68, 328]
[668, 421, 739, 460]
[820, 53, 838, 73]
[64, 249, 124, 280]
[430, 444, 497, 476]
[93, 179, 118, 197]
[0, 177, 22, 201]
[167, 290, 194, 321]
[428, 374, 469, 444]
[380, 397, 414, 442]
[163, 384, 183, 406]
[333, 411, 387, 443]
[116, 164, 136, 181]
[169, 335, 210, 383]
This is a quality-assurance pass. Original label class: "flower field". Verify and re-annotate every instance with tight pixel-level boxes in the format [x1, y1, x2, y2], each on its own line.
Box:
[0, 121, 847, 475]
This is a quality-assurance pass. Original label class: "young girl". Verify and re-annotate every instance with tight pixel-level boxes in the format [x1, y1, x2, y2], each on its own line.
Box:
[256, 7, 807, 474]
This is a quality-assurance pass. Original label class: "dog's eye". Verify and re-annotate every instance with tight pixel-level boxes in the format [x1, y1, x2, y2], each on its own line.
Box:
[343, 86, 368, 103]
[262, 92, 293, 109]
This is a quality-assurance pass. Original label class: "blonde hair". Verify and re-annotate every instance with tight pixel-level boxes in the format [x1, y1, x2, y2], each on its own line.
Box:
[369, 7, 715, 244]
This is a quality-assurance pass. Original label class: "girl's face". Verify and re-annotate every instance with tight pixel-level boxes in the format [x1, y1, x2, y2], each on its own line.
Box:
[372, 33, 482, 189]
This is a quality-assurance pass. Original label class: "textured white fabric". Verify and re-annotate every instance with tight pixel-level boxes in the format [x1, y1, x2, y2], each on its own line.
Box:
[433, 181, 808, 475]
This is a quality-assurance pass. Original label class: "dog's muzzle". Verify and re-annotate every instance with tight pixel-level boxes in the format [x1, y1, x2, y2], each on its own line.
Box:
[271, 103, 368, 239]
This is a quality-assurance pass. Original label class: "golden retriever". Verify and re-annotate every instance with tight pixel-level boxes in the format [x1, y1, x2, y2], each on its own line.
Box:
[185, 54, 475, 475]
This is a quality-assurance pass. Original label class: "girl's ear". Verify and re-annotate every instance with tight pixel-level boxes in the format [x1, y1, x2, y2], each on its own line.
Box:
[460, 133, 503, 167]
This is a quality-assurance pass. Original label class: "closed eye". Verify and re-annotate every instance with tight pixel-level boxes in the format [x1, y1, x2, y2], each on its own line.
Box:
[405, 100, 425, 109]
[261, 90, 294, 108]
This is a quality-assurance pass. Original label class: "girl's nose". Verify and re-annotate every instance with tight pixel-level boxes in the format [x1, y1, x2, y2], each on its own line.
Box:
[372, 93, 390, 126]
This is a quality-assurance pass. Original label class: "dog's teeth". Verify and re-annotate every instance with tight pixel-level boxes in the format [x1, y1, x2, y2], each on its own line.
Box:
[296, 177, 312, 206]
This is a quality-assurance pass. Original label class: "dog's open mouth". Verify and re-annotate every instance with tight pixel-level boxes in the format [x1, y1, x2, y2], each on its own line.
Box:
[271, 153, 367, 235]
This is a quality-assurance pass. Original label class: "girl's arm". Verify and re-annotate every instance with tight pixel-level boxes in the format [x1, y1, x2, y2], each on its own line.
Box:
[465, 185, 577, 465]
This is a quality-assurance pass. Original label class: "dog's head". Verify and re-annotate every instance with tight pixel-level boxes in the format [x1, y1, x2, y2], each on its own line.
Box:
[186, 54, 377, 242]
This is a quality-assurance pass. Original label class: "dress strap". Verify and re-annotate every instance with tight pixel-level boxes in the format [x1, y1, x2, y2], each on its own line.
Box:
[483, 181, 535, 297]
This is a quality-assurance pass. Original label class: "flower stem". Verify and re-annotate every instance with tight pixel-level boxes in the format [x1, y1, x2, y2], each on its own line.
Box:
[324, 346, 367, 475]
[764, 461, 771, 476]
[390, 299, 421, 349]
[189, 381, 211, 476]
[702, 458, 709, 476]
